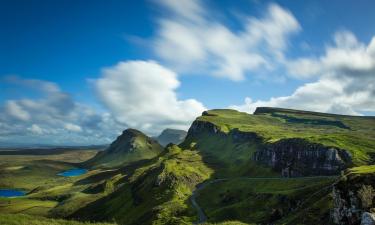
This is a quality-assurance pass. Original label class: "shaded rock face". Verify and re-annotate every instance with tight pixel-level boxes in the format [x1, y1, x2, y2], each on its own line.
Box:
[156, 129, 187, 146]
[186, 120, 262, 144]
[186, 120, 351, 177]
[332, 186, 362, 224]
[187, 120, 226, 138]
[361, 212, 375, 225]
[253, 138, 352, 177]
[332, 174, 375, 225]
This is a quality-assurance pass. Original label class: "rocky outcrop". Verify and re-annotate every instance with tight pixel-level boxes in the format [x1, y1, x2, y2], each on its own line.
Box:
[332, 186, 362, 224]
[186, 115, 352, 177]
[332, 173, 375, 225]
[361, 212, 375, 225]
[185, 119, 262, 144]
[253, 138, 352, 177]
[186, 119, 226, 139]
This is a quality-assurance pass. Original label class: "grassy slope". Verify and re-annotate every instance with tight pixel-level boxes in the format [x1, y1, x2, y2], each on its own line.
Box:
[193, 108, 375, 165]
[196, 177, 336, 225]
[182, 131, 277, 178]
[0, 213, 115, 225]
[1, 108, 374, 225]
[72, 145, 213, 225]
[85, 131, 163, 169]
[0, 149, 118, 219]
[0, 150, 98, 190]
[347, 164, 375, 174]
[178, 108, 375, 224]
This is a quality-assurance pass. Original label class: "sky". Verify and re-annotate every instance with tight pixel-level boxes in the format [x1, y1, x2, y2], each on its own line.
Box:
[1, 0, 375, 146]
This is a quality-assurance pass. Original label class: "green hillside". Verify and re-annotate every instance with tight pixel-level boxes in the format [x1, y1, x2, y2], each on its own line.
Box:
[0, 213, 115, 225]
[185, 108, 375, 166]
[1, 108, 375, 225]
[85, 129, 164, 168]
[72, 145, 213, 225]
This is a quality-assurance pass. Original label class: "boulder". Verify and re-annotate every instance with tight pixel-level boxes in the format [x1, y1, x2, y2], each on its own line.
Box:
[361, 212, 375, 225]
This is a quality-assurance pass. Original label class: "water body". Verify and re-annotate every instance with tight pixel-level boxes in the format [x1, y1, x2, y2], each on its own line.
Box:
[0, 189, 25, 198]
[58, 168, 87, 177]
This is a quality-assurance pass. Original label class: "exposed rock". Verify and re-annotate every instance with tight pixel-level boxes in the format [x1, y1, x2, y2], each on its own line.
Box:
[332, 186, 362, 224]
[230, 128, 262, 143]
[332, 173, 375, 225]
[186, 120, 262, 143]
[187, 120, 352, 177]
[186, 120, 225, 138]
[253, 138, 352, 177]
[361, 212, 375, 225]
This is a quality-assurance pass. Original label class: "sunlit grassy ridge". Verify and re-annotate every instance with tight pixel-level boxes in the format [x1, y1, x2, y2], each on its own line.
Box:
[1, 108, 374, 225]
[85, 129, 163, 169]
[195, 108, 375, 165]
[72, 145, 213, 224]
[0, 213, 115, 225]
[347, 165, 375, 174]
[196, 177, 335, 225]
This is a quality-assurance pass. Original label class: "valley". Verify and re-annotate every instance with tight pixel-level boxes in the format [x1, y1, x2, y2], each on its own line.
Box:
[1, 107, 375, 225]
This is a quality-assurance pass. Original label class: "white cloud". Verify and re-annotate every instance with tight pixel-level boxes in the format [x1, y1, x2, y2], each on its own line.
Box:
[154, 1, 300, 81]
[5, 100, 31, 121]
[95, 60, 206, 134]
[27, 124, 44, 135]
[64, 123, 82, 132]
[233, 31, 375, 115]
[287, 30, 375, 78]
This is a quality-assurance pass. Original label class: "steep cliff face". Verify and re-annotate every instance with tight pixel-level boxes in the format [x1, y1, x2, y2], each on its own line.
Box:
[254, 138, 352, 177]
[332, 171, 375, 225]
[185, 119, 262, 144]
[186, 119, 226, 139]
[186, 115, 352, 177]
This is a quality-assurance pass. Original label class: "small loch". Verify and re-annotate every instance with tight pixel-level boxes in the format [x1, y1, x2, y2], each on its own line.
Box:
[58, 168, 88, 177]
[0, 189, 25, 198]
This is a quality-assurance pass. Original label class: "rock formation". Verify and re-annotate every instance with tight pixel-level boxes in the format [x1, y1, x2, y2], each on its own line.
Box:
[332, 173, 375, 225]
[254, 138, 352, 177]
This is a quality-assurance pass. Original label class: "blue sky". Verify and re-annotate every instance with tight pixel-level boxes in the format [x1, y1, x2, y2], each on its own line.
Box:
[1, 0, 375, 145]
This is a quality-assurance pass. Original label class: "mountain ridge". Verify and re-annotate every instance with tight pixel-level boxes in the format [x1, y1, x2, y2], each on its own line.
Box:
[84, 128, 163, 168]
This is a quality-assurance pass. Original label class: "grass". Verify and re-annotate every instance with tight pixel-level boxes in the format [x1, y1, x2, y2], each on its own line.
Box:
[0, 150, 98, 191]
[84, 130, 163, 169]
[203, 222, 252, 225]
[0, 149, 118, 219]
[71, 145, 213, 225]
[1, 108, 374, 225]
[0, 198, 58, 216]
[347, 165, 375, 174]
[196, 177, 336, 224]
[193, 135, 277, 178]
[193, 108, 375, 165]
[0, 213, 115, 225]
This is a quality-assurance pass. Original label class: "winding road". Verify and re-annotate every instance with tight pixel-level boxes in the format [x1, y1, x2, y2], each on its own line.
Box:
[190, 176, 338, 224]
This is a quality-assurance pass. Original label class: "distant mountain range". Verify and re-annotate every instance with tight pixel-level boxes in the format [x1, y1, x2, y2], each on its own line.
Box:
[154, 128, 187, 146]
